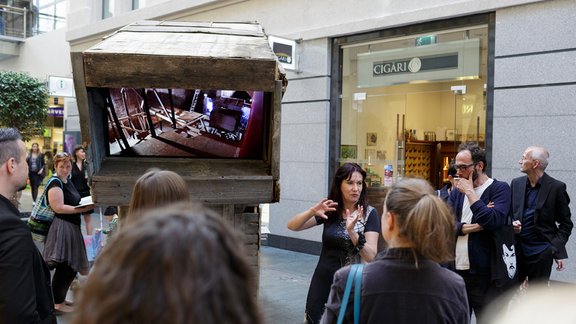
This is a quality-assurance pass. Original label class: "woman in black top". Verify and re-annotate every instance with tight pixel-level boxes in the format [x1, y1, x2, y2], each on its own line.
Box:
[71, 145, 94, 235]
[321, 178, 469, 324]
[287, 163, 380, 324]
[26, 143, 45, 202]
[43, 152, 94, 314]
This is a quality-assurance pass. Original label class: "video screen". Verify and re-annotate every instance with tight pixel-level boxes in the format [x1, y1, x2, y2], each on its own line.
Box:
[105, 88, 266, 158]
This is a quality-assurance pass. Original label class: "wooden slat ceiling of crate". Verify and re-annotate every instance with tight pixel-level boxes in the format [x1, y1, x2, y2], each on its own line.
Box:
[82, 20, 284, 91]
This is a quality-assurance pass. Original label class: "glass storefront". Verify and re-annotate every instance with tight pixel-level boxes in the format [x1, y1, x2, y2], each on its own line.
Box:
[26, 95, 64, 156]
[336, 20, 490, 191]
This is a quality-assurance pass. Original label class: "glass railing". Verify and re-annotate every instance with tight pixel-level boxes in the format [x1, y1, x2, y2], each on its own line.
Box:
[0, 4, 66, 41]
[37, 12, 65, 34]
[0, 4, 27, 40]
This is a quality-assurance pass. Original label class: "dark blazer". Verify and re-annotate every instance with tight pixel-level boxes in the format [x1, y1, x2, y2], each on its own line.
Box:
[0, 195, 56, 323]
[511, 173, 573, 259]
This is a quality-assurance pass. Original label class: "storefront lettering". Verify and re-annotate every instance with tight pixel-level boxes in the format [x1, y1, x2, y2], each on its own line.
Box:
[48, 107, 64, 117]
[373, 61, 407, 75]
[373, 57, 422, 76]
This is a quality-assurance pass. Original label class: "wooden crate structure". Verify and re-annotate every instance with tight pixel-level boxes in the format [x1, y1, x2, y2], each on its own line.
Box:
[71, 20, 286, 206]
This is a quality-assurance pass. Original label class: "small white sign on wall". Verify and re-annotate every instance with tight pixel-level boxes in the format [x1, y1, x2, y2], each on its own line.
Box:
[268, 35, 297, 71]
[49, 76, 75, 97]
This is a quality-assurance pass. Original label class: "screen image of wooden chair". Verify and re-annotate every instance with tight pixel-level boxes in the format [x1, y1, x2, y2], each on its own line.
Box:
[150, 107, 206, 138]
[107, 88, 164, 151]
[144, 89, 207, 138]
[122, 88, 164, 140]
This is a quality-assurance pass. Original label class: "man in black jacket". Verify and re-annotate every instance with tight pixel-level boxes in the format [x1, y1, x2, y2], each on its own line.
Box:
[511, 146, 573, 284]
[0, 128, 56, 323]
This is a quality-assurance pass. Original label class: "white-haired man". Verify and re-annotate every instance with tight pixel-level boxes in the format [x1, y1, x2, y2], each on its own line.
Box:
[511, 146, 573, 284]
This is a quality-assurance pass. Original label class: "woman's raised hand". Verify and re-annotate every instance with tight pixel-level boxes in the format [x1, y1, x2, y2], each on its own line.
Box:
[310, 198, 338, 219]
[345, 205, 364, 231]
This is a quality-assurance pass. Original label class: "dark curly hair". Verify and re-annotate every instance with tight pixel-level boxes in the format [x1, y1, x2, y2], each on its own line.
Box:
[458, 142, 487, 172]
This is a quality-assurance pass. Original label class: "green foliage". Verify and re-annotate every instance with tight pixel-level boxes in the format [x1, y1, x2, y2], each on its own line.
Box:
[0, 70, 49, 140]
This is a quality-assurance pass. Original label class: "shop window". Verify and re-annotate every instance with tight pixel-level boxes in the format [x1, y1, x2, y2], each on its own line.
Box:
[339, 25, 489, 191]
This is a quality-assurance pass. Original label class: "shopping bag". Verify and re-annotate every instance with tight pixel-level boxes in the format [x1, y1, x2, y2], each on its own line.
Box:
[27, 177, 63, 242]
[84, 230, 104, 262]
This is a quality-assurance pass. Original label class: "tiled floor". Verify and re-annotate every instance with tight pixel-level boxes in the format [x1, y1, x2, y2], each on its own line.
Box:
[259, 246, 318, 323]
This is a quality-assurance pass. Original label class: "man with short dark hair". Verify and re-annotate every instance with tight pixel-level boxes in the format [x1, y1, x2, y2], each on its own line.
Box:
[448, 142, 511, 323]
[511, 146, 573, 285]
[0, 128, 56, 323]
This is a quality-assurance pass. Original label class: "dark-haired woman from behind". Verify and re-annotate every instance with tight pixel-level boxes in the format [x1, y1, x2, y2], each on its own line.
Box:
[287, 163, 380, 324]
[72, 203, 262, 324]
[321, 177, 469, 324]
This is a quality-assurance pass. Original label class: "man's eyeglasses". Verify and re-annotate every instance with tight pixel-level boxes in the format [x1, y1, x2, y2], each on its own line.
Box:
[454, 163, 474, 171]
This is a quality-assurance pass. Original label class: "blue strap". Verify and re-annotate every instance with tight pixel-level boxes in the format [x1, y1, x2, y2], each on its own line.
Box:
[353, 264, 364, 324]
[337, 264, 363, 324]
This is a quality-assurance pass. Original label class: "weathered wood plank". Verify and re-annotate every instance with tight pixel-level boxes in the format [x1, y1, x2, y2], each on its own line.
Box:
[83, 54, 276, 91]
[93, 157, 271, 177]
[271, 80, 282, 180]
[117, 20, 265, 37]
[71, 52, 91, 145]
[83, 20, 279, 91]
[87, 32, 274, 59]
[91, 177, 274, 205]
[89, 158, 275, 205]
[84, 54, 277, 91]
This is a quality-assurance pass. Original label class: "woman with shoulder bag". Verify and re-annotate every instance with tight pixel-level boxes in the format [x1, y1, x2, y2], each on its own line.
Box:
[321, 178, 469, 324]
[43, 152, 95, 314]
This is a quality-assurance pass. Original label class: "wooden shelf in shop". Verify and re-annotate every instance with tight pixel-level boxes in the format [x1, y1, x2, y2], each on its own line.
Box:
[400, 140, 460, 189]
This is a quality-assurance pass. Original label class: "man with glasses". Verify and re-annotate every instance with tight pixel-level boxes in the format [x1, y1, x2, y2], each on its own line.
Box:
[0, 128, 56, 323]
[511, 146, 573, 285]
[448, 142, 511, 323]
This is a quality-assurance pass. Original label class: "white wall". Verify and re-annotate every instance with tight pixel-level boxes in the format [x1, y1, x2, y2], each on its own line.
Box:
[0, 28, 72, 80]
[492, 0, 576, 283]
[67, 0, 546, 46]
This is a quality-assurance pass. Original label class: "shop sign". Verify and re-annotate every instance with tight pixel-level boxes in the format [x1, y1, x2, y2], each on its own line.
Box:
[268, 35, 297, 70]
[48, 107, 64, 117]
[373, 54, 458, 76]
[49, 76, 75, 97]
[357, 38, 480, 88]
